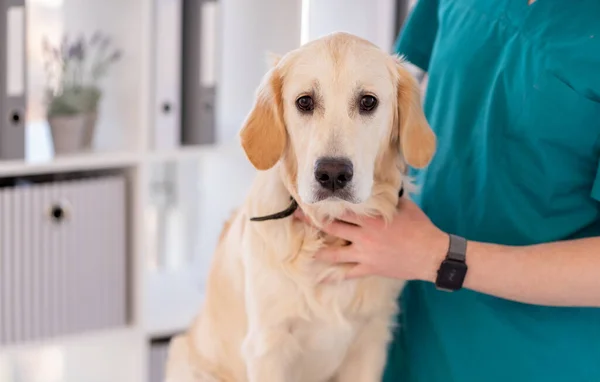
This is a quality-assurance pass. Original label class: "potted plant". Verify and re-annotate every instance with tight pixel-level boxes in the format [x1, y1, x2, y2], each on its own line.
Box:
[42, 32, 122, 155]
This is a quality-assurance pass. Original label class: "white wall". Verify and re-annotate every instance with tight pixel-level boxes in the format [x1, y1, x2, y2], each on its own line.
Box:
[214, 0, 397, 143]
[215, 0, 303, 144]
[306, 0, 397, 51]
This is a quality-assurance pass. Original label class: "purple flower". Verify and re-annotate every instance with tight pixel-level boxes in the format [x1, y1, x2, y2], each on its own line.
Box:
[69, 36, 85, 61]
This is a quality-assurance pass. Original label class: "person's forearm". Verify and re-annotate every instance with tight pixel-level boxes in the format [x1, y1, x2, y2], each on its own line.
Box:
[427, 236, 600, 307]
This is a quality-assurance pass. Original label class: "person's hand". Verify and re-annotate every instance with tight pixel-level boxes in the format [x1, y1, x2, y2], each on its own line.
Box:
[294, 198, 449, 282]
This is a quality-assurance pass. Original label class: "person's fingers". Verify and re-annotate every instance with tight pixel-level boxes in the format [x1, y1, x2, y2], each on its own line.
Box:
[314, 246, 360, 265]
[344, 264, 374, 280]
[397, 196, 418, 210]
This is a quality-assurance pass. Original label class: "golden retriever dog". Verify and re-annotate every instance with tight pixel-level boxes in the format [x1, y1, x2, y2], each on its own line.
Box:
[165, 31, 436, 382]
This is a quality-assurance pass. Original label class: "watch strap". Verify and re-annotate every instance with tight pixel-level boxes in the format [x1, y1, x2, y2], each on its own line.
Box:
[447, 234, 467, 262]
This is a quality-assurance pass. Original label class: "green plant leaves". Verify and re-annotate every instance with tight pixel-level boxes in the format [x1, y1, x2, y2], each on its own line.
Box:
[46, 86, 102, 117]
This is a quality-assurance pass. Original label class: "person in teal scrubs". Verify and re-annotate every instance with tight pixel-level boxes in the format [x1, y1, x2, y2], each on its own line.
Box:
[295, 0, 600, 380]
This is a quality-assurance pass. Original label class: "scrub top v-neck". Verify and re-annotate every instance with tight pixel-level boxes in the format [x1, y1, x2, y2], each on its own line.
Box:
[384, 1, 600, 381]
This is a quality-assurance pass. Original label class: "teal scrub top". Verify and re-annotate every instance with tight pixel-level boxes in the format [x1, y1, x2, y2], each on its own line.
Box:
[384, 1, 600, 381]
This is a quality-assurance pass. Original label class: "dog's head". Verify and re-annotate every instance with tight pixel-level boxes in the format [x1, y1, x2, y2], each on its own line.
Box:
[239, 32, 435, 214]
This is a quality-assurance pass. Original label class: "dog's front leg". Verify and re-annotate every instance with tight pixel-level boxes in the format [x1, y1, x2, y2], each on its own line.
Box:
[240, 229, 306, 382]
[242, 323, 301, 382]
[334, 318, 394, 382]
[241, 261, 302, 380]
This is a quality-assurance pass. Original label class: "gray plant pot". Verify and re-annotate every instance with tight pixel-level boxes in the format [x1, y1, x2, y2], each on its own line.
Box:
[82, 111, 98, 149]
[48, 112, 97, 155]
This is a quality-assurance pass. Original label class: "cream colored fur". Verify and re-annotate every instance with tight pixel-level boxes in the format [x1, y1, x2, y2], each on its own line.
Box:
[165, 32, 436, 382]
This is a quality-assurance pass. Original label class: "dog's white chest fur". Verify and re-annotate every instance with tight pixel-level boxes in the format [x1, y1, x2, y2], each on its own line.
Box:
[239, 215, 403, 382]
[289, 319, 357, 382]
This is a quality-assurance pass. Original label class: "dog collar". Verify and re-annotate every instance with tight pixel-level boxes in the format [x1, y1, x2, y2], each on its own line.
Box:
[249, 186, 404, 222]
[249, 197, 299, 222]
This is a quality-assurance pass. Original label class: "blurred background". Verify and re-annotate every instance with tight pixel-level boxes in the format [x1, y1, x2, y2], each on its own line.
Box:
[0, 0, 415, 381]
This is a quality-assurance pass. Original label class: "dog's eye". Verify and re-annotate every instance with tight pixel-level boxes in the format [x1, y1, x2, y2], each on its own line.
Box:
[296, 95, 314, 112]
[359, 95, 378, 113]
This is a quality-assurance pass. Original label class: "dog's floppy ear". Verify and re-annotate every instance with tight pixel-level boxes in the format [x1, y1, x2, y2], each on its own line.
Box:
[239, 64, 286, 171]
[394, 59, 436, 169]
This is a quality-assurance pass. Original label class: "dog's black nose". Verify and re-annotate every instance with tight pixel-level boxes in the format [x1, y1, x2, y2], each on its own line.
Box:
[314, 157, 354, 192]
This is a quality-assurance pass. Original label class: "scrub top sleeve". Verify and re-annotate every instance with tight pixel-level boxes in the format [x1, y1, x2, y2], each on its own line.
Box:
[394, 0, 440, 72]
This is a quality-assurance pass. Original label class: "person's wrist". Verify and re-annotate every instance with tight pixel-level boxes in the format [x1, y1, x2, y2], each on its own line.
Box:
[419, 230, 450, 283]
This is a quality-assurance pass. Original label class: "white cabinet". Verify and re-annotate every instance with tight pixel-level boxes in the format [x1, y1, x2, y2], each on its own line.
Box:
[0, 173, 127, 346]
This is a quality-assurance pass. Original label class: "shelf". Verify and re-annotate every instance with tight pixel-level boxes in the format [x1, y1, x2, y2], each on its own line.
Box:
[0, 327, 145, 382]
[144, 297, 203, 340]
[142, 142, 256, 339]
[0, 151, 141, 177]
[143, 269, 205, 339]
[0, 142, 251, 178]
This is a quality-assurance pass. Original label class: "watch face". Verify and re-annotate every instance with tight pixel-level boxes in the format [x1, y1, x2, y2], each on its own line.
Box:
[436, 259, 467, 291]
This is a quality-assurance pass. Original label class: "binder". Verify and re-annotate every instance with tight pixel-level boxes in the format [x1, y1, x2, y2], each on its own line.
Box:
[0, 0, 26, 160]
[393, 0, 410, 44]
[151, 0, 183, 150]
[181, 0, 218, 145]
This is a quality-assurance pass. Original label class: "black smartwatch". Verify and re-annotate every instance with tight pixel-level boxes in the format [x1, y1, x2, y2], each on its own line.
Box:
[435, 234, 468, 292]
